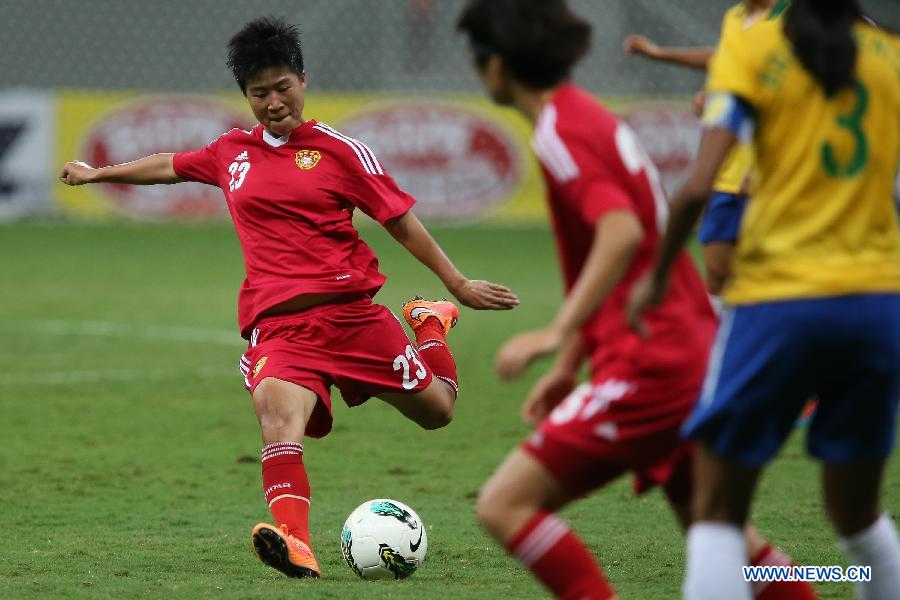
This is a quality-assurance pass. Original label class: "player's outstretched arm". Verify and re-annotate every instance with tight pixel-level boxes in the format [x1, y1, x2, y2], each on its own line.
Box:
[59, 153, 181, 186]
[383, 211, 519, 311]
[496, 210, 643, 380]
[623, 34, 714, 71]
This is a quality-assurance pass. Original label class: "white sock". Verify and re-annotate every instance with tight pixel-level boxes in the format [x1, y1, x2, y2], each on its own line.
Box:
[683, 522, 752, 600]
[838, 513, 900, 600]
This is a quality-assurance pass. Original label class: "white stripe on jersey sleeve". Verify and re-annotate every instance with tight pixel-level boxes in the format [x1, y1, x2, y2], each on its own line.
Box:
[313, 123, 384, 175]
[532, 104, 580, 183]
[532, 135, 570, 183]
[315, 123, 383, 174]
[313, 125, 373, 174]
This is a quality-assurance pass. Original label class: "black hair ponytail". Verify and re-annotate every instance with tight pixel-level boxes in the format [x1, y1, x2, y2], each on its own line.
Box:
[784, 0, 863, 96]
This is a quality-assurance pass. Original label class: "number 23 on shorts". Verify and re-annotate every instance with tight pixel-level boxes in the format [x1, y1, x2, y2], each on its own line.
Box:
[393, 345, 427, 390]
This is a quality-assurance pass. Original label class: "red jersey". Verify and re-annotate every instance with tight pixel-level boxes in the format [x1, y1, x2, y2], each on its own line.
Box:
[173, 120, 414, 337]
[533, 84, 716, 378]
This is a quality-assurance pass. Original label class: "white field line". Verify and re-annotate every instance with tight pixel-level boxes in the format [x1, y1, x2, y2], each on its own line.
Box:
[0, 320, 243, 385]
[0, 366, 235, 386]
[2, 319, 242, 346]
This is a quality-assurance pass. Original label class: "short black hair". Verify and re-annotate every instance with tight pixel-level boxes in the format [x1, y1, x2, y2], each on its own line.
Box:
[457, 0, 591, 89]
[226, 16, 304, 93]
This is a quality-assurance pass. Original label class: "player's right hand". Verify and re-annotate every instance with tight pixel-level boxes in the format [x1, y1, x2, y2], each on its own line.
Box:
[623, 35, 660, 58]
[522, 370, 576, 426]
[626, 272, 667, 337]
[450, 279, 519, 311]
[59, 161, 98, 186]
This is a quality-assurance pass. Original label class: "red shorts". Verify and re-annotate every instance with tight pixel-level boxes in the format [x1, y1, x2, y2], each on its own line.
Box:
[522, 377, 696, 504]
[239, 296, 432, 438]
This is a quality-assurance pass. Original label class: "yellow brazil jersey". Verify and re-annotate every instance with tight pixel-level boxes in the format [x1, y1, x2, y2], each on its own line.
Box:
[710, 3, 755, 194]
[713, 138, 754, 195]
[706, 16, 900, 305]
[710, 2, 787, 195]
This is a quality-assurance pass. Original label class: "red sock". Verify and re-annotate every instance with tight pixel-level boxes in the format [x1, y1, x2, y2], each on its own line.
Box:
[261, 442, 312, 546]
[507, 512, 615, 600]
[751, 544, 819, 599]
[414, 318, 459, 393]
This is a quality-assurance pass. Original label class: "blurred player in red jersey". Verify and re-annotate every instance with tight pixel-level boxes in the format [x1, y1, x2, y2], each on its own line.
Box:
[458, 2, 817, 599]
[59, 16, 518, 580]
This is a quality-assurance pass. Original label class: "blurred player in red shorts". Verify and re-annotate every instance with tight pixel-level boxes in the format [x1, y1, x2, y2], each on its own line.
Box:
[458, 1, 816, 598]
[59, 16, 518, 580]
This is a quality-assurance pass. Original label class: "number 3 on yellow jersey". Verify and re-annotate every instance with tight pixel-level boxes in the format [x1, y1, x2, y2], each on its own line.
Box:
[822, 81, 869, 178]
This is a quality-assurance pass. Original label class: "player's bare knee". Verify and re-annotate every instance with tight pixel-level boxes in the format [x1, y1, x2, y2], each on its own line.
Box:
[413, 389, 454, 430]
[475, 482, 506, 533]
[252, 379, 307, 440]
[259, 418, 298, 441]
[257, 412, 303, 441]
[417, 405, 453, 430]
[476, 481, 537, 543]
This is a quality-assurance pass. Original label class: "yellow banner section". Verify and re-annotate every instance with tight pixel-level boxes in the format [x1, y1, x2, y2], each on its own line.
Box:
[57, 91, 253, 220]
[57, 90, 129, 219]
[55, 91, 547, 222]
[56, 91, 697, 222]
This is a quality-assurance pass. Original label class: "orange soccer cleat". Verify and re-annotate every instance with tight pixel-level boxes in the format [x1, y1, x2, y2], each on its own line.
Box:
[251, 523, 321, 579]
[402, 296, 459, 335]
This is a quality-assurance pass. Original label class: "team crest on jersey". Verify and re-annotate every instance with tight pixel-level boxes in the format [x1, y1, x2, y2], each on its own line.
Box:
[295, 150, 321, 170]
[252, 356, 268, 378]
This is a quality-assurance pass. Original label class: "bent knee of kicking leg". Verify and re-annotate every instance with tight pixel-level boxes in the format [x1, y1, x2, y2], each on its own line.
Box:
[419, 404, 454, 430]
[413, 386, 455, 430]
[422, 382, 457, 429]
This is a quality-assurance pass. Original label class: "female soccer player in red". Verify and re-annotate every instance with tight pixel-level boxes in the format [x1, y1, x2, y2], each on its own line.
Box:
[459, 1, 816, 598]
[59, 16, 518, 580]
[628, 0, 900, 598]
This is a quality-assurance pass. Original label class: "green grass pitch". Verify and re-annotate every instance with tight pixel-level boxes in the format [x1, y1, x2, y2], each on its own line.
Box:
[1, 222, 896, 599]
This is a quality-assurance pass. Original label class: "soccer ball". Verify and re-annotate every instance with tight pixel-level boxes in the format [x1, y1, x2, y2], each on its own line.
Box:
[340, 499, 428, 580]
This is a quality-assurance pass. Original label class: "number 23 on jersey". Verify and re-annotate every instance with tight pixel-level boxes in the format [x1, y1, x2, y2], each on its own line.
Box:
[228, 160, 251, 191]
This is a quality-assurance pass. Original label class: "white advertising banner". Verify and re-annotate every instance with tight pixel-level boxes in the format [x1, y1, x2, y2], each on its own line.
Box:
[0, 91, 54, 220]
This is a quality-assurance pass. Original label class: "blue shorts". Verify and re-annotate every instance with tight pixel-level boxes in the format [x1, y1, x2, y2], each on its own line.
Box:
[697, 191, 747, 244]
[683, 294, 900, 466]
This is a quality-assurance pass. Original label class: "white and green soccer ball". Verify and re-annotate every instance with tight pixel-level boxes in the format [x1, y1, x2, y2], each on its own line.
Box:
[340, 499, 428, 580]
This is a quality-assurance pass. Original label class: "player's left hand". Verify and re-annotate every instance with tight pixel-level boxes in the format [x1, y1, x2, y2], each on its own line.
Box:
[450, 279, 519, 311]
[626, 273, 667, 337]
[495, 327, 563, 380]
